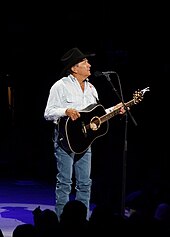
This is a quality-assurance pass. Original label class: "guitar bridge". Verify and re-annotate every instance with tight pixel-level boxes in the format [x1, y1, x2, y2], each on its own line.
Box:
[81, 121, 87, 137]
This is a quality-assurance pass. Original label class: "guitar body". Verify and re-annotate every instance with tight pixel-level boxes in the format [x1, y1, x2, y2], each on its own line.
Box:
[57, 87, 150, 154]
[58, 104, 109, 154]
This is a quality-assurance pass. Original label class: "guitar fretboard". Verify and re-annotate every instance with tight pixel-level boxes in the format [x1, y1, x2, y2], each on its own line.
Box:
[100, 99, 136, 124]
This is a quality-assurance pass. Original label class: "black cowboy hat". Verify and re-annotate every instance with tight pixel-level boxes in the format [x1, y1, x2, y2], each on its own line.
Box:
[60, 47, 95, 77]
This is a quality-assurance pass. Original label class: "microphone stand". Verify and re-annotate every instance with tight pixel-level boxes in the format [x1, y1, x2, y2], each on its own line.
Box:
[104, 73, 137, 217]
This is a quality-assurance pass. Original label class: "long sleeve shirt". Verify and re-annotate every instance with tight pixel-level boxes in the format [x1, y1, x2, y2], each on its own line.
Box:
[44, 75, 99, 123]
[44, 74, 114, 124]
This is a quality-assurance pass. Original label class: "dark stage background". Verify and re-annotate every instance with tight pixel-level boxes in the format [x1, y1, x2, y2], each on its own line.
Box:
[0, 3, 169, 211]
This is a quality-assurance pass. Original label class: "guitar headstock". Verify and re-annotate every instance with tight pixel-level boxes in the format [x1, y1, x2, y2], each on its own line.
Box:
[133, 87, 150, 104]
[133, 90, 143, 104]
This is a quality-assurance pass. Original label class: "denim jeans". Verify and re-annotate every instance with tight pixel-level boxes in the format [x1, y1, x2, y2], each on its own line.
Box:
[54, 128, 92, 220]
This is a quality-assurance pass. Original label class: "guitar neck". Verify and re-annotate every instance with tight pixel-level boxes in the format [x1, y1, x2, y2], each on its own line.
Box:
[101, 99, 135, 123]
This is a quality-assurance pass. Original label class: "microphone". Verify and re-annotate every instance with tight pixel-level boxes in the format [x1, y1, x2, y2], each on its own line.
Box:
[94, 71, 116, 77]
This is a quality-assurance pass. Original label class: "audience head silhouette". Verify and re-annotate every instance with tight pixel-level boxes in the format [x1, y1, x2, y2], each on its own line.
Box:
[60, 200, 88, 225]
[12, 224, 36, 237]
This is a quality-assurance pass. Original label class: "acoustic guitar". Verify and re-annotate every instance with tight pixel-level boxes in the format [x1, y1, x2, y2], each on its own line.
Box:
[58, 87, 150, 154]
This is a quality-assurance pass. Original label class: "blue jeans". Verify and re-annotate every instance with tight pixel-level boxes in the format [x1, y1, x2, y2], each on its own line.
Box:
[54, 128, 92, 220]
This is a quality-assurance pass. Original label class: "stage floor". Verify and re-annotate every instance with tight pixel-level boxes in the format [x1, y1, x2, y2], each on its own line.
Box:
[0, 178, 96, 237]
[0, 179, 56, 237]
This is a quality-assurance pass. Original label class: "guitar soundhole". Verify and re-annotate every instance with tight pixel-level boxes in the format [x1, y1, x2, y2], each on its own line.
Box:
[90, 116, 101, 131]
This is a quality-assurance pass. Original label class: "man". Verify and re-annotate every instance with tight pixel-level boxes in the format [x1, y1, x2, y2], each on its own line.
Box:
[44, 47, 125, 220]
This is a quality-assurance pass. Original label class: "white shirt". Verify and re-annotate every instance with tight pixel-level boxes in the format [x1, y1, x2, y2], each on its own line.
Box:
[44, 74, 100, 123]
